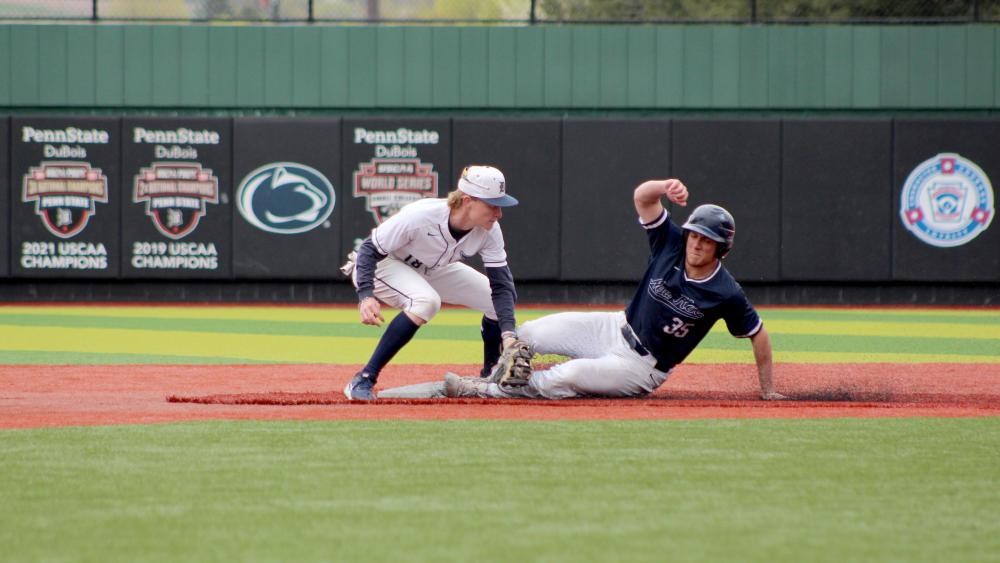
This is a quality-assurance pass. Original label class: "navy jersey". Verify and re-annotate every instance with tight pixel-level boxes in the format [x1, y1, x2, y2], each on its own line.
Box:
[624, 210, 762, 372]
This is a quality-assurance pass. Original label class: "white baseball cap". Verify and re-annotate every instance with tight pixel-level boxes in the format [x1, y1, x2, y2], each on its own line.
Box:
[457, 165, 518, 207]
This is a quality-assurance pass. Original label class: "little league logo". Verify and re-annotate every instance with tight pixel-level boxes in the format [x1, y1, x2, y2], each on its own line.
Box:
[22, 161, 108, 238]
[900, 153, 994, 248]
[237, 163, 336, 234]
[134, 163, 219, 240]
[353, 158, 438, 224]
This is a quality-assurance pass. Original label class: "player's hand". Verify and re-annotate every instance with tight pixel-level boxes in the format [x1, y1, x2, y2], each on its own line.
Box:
[664, 179, 688, 206]
[761, 390, 788, 401]
[359, 297, 384, 326]
[501, 332, 519, 350]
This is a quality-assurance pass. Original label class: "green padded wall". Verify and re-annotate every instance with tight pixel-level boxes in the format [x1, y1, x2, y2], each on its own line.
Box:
[0, 23, 997, 110]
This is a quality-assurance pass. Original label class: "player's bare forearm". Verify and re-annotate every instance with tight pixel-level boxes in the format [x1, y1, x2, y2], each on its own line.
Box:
[750, 326, 785, 400]
[634, 179, 689, 224]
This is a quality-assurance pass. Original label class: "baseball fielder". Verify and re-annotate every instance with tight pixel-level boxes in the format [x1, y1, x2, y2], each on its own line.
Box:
[343, 165, 521, 400]
[445, 178, 786, 401]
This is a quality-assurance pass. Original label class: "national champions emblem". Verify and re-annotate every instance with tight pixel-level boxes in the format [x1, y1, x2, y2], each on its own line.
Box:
[236, 163, 336, 235]
[900, 153, 994, 248]
[22, 161, 109, 238]
[134, 162, 219, 240]
[353, 158, 438, 224]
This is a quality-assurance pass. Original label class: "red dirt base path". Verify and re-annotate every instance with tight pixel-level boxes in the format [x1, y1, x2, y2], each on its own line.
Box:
[1, 363, 998, 429]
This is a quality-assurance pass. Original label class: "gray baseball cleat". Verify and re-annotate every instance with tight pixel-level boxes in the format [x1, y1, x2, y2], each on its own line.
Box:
[344, 371, 376, 401]
[444, 372, 491, 398]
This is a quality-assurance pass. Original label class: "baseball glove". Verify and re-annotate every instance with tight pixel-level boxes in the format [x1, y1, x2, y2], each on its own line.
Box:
[490, 336, 533, 386]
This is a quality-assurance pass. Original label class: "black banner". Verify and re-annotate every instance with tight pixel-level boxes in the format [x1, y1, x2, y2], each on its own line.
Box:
[673, 119, 781, 282]
[561, 118, 670, 281]
[2, 115, 997, 289]
[0, 117, 8, 278]
[453, 118, 560, 280]
[893, 119, 1000, 282]
[341, 118, 451, 264]
[233, 118, 342, 279]
[121, 117, 232, 279]
[781, 119, 893, 281]
[10, 116, 120, 278]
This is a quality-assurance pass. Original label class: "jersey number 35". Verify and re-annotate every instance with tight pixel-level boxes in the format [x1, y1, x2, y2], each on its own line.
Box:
[663, 317, 693, 338]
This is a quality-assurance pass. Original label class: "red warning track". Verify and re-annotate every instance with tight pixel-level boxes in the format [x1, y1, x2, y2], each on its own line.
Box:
[1, 363, 998, 429]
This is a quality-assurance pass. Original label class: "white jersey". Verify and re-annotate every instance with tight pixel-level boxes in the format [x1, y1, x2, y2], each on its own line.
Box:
[370, 198, 508, 271]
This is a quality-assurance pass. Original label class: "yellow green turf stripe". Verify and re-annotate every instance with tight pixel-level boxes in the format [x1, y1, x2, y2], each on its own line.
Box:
[1, 313, 995, 347]
[0, 305, 995, 365]
[685, 348, 1000, 364]
[0, 325, 481, 364]
[0, 305, 537, 325]
[762, 319, 1000, 340]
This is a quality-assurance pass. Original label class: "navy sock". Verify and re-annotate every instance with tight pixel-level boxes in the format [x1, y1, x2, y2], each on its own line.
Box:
[363, 313, 421, 380]
[480, 316, 502, 377]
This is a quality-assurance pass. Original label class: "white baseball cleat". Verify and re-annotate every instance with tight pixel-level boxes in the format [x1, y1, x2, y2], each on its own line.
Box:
[444, 372, 491, 398]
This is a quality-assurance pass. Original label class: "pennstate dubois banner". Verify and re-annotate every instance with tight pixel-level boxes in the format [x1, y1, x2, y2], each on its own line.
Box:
[0, 117, 8, 278]
[10, 116, 120, 278]
[121, 117, 232, 279]
[341, 118, 451, 256]
[232, 117, 342, 279]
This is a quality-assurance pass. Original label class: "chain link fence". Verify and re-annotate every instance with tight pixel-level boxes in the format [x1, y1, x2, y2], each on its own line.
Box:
[1, 0, 997, 22]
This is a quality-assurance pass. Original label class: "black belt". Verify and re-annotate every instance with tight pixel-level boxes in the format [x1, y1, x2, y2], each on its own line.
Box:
[621, 324, 670, 372]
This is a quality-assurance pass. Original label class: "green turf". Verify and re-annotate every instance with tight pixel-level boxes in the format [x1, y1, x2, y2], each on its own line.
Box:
[1, 306, 997, 364]
[0, 312, 501, 343]
[0, 350, 277, 364]
[2, 418, 998, 563]
[755, 308, 1000, 324]
[699, 331, 1000, 356]
[3, 309, 997, 341]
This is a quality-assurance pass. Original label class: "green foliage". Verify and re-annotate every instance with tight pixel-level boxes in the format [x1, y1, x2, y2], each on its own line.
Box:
[759, 0, 973, 19]
[193, 0, 309, 19]
[535, 0, 978, 21]
[102, 0, 191, 18]
[537, 0, 749, 21]
[416, 0, 527, 20]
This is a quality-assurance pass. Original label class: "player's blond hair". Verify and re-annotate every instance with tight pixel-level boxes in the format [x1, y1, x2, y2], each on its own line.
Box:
[446, 189, 468, 210]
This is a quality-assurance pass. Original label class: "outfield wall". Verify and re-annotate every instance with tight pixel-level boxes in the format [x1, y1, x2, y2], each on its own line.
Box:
[2, 115, 997, 288]
[0, 23, 997, 303]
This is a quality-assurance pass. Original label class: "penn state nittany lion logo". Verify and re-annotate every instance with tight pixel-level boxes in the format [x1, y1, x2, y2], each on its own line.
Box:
[900, 153, 994, 248]
[237, 163, 336, 235]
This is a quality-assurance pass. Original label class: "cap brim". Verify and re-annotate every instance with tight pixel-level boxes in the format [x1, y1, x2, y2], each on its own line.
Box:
[479, 194, 519, 207]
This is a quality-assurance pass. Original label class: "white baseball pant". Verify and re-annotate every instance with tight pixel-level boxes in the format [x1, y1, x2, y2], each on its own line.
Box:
[489, 311, 670, 399]
[355, 257, 497, 322]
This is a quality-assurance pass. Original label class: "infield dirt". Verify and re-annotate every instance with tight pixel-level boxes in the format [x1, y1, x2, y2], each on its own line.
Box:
[2, 363, 998, 429]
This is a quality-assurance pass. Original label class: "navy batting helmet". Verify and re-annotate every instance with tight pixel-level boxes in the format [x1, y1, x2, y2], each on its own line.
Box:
[681, 204, 735, 258]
